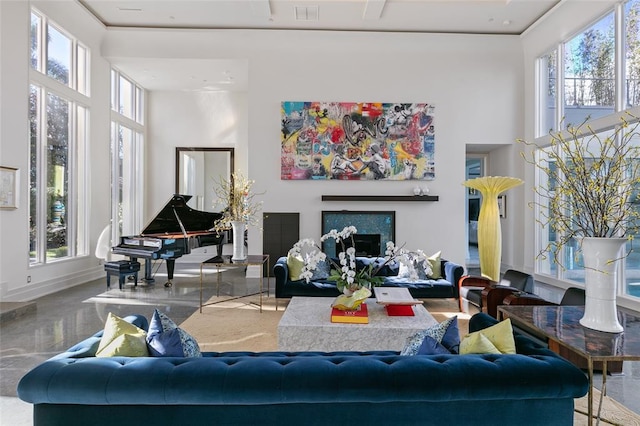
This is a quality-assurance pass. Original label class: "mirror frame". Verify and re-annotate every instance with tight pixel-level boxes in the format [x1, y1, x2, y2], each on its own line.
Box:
[175, 147, 235, 203]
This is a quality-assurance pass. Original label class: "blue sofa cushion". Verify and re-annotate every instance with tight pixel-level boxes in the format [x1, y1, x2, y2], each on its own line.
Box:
[147, 309, 201, 357]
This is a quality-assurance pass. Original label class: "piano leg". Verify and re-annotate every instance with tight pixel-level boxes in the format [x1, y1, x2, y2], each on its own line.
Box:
[164, 259, 176, 288]
[209, 241, 225, 263]
[141, 259, 155, 284]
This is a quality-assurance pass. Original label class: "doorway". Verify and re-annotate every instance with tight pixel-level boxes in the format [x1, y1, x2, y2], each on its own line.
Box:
[465, 155, 485, 268]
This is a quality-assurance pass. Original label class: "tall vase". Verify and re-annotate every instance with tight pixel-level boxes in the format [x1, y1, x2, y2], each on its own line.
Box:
[463, 176, 523, 282]
[231, 221, 247, 261]
[579, 237, 625, 333]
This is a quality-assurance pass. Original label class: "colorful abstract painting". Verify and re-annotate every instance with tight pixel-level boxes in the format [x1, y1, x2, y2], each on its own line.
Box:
[281, 102, 435, 180]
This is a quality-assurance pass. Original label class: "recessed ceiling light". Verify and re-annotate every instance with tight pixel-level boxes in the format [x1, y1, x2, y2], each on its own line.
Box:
[503, 20, 512, 26]
[118, 8, 142, 12]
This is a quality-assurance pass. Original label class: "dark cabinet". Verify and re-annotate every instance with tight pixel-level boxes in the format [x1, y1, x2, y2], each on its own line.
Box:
[262, 213, 300, 277]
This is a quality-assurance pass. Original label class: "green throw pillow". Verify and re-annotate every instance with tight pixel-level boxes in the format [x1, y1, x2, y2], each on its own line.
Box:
[427, 251, 442, 279]
[459, 318, 516, 355]
[287, 251, 305, 281]
[460, 332, 501, 354]
[96, 312, 149, 357]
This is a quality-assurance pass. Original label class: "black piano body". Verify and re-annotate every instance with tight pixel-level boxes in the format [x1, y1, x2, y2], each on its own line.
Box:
[112, 194, 224, 287]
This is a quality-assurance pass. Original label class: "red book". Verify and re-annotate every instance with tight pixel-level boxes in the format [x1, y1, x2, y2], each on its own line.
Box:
[385, 305, 415, 316]
[331, 303, 369, 324]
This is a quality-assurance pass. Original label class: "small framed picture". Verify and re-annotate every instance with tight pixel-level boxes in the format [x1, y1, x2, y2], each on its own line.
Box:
[0, 166, 19, 209]
[498, 195, 506, 218]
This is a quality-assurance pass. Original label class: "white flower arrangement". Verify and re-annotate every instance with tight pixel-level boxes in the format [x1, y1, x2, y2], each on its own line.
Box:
[212, 172, 263, 233]
[290, 226, 432, 293]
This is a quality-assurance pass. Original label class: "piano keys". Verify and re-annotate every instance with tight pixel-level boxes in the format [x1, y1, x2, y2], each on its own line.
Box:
[112, 194, 224, 287]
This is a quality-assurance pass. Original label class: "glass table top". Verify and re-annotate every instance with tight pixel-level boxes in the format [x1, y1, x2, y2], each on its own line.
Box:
[498, 305, 640, 361]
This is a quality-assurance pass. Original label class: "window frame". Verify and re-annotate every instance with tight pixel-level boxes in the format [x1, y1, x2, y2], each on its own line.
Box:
[110, 68, 145, 244]
[29, 9, 90, 265]
[533, 1, 640, 300]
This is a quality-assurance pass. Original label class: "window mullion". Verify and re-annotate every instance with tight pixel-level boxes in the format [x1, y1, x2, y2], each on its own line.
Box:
[37, 88, 48, 264]
[615, 2, 625, 112]
[67, 103, 77, 257]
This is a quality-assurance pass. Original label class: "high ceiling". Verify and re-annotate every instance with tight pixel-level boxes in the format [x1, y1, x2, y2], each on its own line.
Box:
[81, 0, 560, 35]
[82, 0, 560, 92]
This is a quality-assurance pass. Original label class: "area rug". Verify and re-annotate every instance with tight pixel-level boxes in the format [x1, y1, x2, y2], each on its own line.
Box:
[179, 296, 470, 352]
[574, 388, 640, 425]
[179, 296, 639, 425]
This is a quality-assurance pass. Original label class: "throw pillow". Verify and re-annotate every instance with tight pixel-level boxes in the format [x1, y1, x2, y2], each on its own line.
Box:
[440, 315, 460, 354]
[400, 316, 460, 356]
[96, 312, 149, 357]
[460, 332, 501, 355]
[398, 256, 429, 280]
[146, 309, 202, 357]
[459, 318, 516, 355]
[309, 258, 331, 280]
[416, 336, 453, 355]
[287, 251, 304, 281]
[426, 251, 442, 279]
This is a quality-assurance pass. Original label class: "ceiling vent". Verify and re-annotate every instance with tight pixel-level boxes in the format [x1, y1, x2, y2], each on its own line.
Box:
[294, 5, 319, 21]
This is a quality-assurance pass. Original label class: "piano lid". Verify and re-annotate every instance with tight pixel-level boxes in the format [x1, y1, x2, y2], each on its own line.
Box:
[141, 194, 223, 236]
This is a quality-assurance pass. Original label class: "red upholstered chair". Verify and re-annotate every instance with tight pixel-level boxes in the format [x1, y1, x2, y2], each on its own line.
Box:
[458, 269, 534, 316]
[458, 275, 496, 313]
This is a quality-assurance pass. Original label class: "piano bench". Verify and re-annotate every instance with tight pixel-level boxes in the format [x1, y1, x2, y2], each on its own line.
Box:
[104, 260, 141, 291]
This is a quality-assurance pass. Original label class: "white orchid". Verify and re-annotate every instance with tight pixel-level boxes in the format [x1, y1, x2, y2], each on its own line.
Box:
[291, 226, 432, 292]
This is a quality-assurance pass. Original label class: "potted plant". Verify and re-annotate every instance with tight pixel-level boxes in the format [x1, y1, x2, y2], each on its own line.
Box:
[291, 226, 433, 310]
[212, 172, 263, 261]
[519, 113, 640, 332]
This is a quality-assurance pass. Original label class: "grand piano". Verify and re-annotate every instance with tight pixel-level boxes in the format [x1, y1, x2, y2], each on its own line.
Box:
[112, 194, 224, 287]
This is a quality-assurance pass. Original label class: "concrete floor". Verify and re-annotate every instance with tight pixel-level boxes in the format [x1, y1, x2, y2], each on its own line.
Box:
[1, 261, 639, 425]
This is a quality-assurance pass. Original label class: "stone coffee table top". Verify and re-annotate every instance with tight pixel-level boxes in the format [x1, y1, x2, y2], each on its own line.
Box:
[277, 296, 437, 352]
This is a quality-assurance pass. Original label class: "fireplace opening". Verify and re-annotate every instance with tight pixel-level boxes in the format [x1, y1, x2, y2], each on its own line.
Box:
[322, 210, 395, 257]
[343, 234, 381, 257]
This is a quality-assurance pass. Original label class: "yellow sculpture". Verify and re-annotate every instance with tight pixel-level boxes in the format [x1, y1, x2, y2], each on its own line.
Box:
[331, 287, 372, 311]
[463, 176, 523, 282]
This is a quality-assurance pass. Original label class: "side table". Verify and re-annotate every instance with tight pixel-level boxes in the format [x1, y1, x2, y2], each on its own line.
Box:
[498, 305, 640, 426]
[199, 254, 270, 313]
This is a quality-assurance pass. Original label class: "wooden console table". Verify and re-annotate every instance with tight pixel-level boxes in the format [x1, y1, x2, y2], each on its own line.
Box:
[498, 305, 640, 426]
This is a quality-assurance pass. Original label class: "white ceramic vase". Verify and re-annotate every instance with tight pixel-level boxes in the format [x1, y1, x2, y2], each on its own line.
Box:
[579, 237, 625, 333]
[230, 221, 247, 261]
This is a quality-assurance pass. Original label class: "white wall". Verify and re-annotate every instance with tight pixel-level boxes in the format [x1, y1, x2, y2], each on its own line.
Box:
[104, 29, 524, 269]
[0, 1, 112, 301]
[146, 91, 248, 216]
[1, 3, 527, 301]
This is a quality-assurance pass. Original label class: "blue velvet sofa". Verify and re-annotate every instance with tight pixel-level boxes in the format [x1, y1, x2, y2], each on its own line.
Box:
[17, 313, 588, 426]
[274, 256, 465, 304]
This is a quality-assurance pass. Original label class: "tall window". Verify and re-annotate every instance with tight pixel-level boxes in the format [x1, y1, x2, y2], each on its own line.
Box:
[534, 0, 640, 299]
[564, 11, 615, 122]
[29, 10, 89, 264]
[110, 69, 145, 242]
[627, 0, 640, 108]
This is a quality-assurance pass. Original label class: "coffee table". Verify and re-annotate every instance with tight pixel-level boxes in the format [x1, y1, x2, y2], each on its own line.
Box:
[277, 296, 437, 352]
[498, 305, 640, 426]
